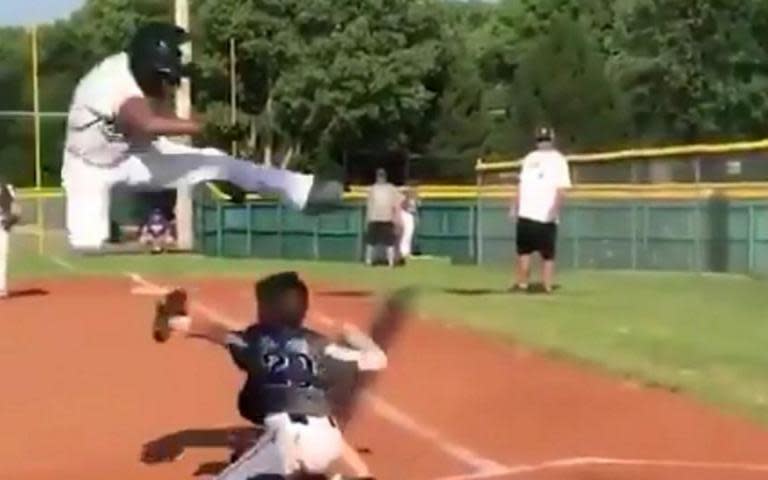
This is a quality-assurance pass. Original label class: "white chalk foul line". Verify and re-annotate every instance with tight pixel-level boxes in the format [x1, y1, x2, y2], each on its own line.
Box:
[477, 456, 768, 479]
[49, 255, 75, 271]
[126, 272, 241, 330]
[364, 393, 510, 479]
[311, 311, 508, 480]
[131, 286, 169, 296]
[125, 273, 505, 480]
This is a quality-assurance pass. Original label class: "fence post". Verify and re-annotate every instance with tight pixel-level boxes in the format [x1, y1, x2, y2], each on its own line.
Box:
[313, 216, 320, 260]
[468, 203, 475, 261]
[246, 202, 253, 256]
[277, 202, 284, 258]
[357, 204, 364, 262]
[216, 203, 223, 256]
[693, 158, 703, 272]
[748, 205, 755, 273]
[475, 159, 484, 265]
[630, 203, 638, 269]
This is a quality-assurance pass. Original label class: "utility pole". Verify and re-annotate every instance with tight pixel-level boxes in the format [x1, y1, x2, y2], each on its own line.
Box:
[174, 0, 194, 250]
[175, 0, 192, 122]
[230, 37, 238, 157]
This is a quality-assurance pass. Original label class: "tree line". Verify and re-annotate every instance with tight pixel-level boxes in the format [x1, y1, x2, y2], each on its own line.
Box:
[1, 0, 767, 186]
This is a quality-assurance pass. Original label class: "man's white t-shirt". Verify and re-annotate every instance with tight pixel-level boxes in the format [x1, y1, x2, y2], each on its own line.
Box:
[64, 53, 146, 166]
[516, 148, 572, 223]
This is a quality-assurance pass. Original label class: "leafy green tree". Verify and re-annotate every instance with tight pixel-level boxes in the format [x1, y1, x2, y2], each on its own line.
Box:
[610, 0, 768, 143]
[195, 0, 448, 171]
[507, 14, 629, 152]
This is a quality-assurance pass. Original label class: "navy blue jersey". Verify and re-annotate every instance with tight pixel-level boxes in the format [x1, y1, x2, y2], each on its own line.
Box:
[228, 324, 333, 422]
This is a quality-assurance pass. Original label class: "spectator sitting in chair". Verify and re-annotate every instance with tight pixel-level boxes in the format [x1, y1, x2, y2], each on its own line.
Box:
[139, 208, 175, 254]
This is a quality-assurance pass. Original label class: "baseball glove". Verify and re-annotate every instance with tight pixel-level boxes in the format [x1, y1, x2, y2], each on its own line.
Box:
[153, 288, 188, 343]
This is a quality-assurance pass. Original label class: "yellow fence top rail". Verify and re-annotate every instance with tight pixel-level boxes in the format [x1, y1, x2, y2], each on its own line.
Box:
[476, 137, 768, 173]
[204, 182, 768, 202]
[17, 182, 768, 203]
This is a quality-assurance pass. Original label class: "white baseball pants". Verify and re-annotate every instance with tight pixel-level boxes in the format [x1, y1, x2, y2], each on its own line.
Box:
[62, 138, 314, 250]
[215, 414, 343, 479]
[399, 210, 415, 258]
[0, 227, 8, 295]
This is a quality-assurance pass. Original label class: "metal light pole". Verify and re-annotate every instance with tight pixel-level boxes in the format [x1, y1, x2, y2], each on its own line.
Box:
[30, 25, 45, 254]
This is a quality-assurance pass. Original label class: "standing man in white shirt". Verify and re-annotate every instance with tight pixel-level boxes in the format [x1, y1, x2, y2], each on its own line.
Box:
[62, 22, 342, 252]
[511, 127, 571, 294]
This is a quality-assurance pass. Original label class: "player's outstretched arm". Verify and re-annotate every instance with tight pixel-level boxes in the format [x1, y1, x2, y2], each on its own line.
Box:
[325, 324, 388, 371]
[152, 288, 231, 346]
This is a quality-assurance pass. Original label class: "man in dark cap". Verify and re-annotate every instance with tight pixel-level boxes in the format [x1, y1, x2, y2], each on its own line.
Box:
[511, 127, 571, 294]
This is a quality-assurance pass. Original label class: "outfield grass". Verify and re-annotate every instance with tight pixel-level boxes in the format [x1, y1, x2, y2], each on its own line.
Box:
[10, 249, 768, 425]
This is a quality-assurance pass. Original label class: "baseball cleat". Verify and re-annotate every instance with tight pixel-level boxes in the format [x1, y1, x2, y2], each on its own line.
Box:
[153, 301, 172, 343]
[302, 178, 344, 215]
[507, 284, 529, 293]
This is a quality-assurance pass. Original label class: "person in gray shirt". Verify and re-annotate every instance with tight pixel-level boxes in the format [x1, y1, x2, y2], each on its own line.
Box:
[365, 168, 402, 267]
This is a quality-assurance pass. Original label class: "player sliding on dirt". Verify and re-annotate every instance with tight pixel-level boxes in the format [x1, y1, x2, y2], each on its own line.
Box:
[152, 271, 384, 480]
[63, 22, 342, 252]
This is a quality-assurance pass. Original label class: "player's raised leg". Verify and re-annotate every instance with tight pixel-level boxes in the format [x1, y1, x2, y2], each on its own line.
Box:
[136, 138, 341, 213]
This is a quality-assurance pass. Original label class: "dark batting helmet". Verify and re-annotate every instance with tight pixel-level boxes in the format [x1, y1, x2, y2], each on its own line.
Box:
[128, 22, 189, 96]
[255, 271, 310, 328]
[535, 126, 555, 143]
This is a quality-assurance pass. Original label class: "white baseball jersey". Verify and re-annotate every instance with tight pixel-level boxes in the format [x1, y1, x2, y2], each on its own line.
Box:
[65, 53, 149, 166]
[517, 148, 572, 223]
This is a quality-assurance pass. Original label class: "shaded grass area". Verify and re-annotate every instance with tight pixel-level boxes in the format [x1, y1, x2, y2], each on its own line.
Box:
[10, 249, 768, 425]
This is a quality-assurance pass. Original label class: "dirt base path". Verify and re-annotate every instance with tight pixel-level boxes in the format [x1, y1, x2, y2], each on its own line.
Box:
[1, 276, 768, 479]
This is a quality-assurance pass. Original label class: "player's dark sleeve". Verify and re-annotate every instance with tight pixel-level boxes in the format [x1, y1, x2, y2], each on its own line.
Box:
[324, 355, 361, 427]
[226, 332, 261, 372]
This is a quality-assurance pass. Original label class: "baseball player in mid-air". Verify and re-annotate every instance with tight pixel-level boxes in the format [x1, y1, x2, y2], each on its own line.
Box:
[152, 271, 386, 479]
[63, 22, 343, 252]
[0, 178, 20, 299]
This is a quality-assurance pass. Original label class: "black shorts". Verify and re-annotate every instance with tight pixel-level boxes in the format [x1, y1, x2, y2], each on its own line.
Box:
[366, 221, 396, 246]
[516, 217, 557, 260]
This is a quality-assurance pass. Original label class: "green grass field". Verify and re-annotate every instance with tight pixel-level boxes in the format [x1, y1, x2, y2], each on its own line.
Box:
[10, 244, 768, 426]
